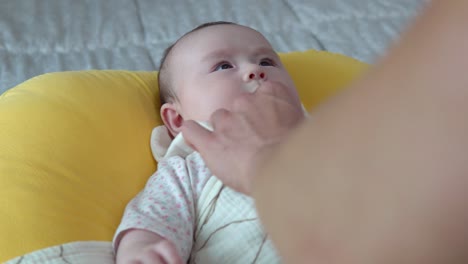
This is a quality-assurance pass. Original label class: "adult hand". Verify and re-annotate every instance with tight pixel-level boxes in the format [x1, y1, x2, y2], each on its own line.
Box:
[182, 81, 304, 195]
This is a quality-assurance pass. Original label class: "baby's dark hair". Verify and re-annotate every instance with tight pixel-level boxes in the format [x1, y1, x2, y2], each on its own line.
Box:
[157, 21, 237, 105]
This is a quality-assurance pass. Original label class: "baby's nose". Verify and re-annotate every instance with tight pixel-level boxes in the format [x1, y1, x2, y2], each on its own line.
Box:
[249, 72, 265, 80]
[244, 70, 266, 82]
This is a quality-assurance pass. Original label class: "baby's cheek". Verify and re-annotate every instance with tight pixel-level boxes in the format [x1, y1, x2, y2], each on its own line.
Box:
[180, 100, 210, 121]
[181, 84, 244, 120]
[203, 95, 235, 115]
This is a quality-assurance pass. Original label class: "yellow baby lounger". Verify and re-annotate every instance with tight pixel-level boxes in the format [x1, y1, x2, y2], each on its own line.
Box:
[0, 50, 366, 263]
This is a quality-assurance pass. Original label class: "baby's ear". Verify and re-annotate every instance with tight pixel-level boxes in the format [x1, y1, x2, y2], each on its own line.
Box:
[161, 103, 184, 137]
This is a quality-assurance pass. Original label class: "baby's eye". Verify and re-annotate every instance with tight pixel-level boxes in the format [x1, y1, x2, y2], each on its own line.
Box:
[214, 62, 233, 71]
[259, 58, 275, 67]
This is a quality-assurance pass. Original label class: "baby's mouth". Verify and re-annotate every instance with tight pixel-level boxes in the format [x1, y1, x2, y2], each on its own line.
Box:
[243, 81, 260, 93]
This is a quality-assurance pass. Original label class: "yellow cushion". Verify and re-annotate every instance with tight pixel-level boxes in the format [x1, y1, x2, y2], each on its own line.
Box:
[0, 50, 367, 261]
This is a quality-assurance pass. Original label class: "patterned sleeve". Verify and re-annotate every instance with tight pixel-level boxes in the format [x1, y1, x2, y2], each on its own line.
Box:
[112, 153, 211, 261]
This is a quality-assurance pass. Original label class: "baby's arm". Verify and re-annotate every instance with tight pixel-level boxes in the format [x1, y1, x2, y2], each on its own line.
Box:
[116, 229, 182, 264]
[113, 155, 210, 263]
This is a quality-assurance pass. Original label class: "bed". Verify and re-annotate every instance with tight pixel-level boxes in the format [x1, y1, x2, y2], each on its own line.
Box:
[1, 0, 426, 94]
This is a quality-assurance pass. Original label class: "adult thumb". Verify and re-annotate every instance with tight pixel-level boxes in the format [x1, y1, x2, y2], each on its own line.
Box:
[181, 120, 213, 152]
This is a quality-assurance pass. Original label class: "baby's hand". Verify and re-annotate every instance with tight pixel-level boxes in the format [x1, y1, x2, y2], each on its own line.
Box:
[126, 239, 184, 264]
[116, 229, 184, 264]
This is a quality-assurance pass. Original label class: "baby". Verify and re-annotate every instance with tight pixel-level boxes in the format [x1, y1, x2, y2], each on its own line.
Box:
[113, 21, 303, 264]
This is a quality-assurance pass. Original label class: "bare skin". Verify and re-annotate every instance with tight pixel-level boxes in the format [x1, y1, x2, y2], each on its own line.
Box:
[183, 1, 468, 263]
[116, 229, 183, 264]
[183, 80, 304, 194]
[115, 23, 301, 263]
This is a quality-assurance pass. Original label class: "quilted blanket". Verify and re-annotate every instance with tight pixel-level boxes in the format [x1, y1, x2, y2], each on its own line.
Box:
[0, 0, 427, 94]
[5, 241, 114, 264]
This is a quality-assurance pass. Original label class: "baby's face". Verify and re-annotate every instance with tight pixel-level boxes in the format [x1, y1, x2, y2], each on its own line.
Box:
[170, 24, 300, 122]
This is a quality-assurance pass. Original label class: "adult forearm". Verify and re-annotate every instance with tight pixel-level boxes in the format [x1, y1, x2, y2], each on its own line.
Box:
[254, 1, 468, 263]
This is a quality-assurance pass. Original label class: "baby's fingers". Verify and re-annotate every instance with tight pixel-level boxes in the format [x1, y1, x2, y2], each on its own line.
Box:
[152, 240, 184, 264]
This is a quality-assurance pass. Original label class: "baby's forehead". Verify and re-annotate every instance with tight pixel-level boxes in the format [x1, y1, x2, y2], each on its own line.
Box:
[166, 24, 276, 75]
[191, 24, 267, 45]
[175, 26, 272, 56]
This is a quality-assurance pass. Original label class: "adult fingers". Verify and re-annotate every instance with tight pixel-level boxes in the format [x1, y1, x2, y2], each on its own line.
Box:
[181, 120, 213, 152]
[256, 81, 302, 107]
[255, 80, 285, 96]
[210, 108, 238, 134]
[232, 93, 257, 114]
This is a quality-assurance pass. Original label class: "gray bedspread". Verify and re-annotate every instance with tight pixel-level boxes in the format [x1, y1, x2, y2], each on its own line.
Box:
[0, 0, 427, 94]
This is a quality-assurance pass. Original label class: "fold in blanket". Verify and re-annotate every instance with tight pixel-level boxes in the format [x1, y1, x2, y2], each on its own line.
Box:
[5, 241, 115, 264]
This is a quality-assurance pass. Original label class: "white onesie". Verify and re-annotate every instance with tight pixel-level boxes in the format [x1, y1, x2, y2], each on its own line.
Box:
[113, 124, 281, 264]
